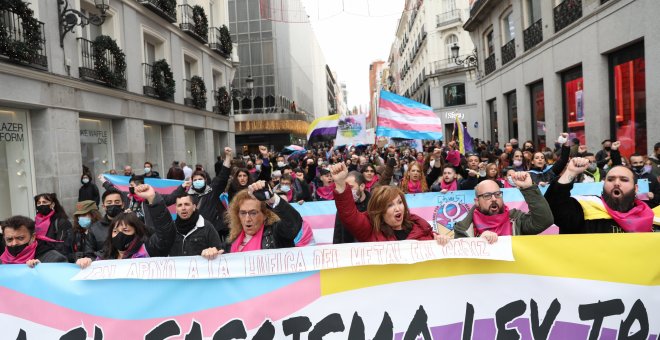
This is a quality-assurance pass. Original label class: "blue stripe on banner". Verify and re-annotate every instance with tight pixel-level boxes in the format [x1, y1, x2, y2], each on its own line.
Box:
[105, 174, 184, 189]
[0, 264, 317, 319]
[380, 90, 433, 111]
[375, 126, 443, 140]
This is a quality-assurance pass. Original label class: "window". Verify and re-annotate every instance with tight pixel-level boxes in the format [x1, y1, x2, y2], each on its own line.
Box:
[444, 83, 465, 106]
[443, 0, 456, 12]
[145, 42, 156, 64]
[144, 125, 163, 173]
[562, 66, 585, 145]
[184, 129, 197, 166]
[79, 117, 113, 180]
[0, 109, 35, 219]
[488, 99, 498, 143]
[526, 0, 541, 26]
[502, 10, 515, 43]
[485, 29, 494, 56]
[610, 42, 646, 157]
[529, 81, 546, 149]
[445, 34, 458, 59]
[506, 91, 518, 139]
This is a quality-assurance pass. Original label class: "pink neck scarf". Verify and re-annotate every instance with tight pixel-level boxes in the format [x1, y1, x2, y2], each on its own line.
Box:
[316, 183, 335, 200]
[440, 179, 457, 191]
[472, 206, 513, 236]
[407, 180, 422, 193]
[601, 197, 653, 232]
[129, 193, 145, 203]
[1, 240, 38, 264]
[34, 210, 54, 238]
[364, 175, 379, 192]
[231, 225, 265, 253]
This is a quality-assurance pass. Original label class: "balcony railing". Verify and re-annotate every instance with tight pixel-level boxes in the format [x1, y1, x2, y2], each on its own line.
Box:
[136, 0, 177, 23]
[501, 38, 516, 65]
[143, 63, 157, 97]
[77, 37, 126, 89]
[429, 55, 474, 74]
[212, 90, 229, 116]
[484, 54, 496, 76]
[0, 9, 47, 69]
[554, 0, 582, 32]
[523, 19, 543, 51]
[209, 27, 230, 57]
[183, 79, 194, 107]
[436, 10, 466, 28]
[178, 4, 207, 43]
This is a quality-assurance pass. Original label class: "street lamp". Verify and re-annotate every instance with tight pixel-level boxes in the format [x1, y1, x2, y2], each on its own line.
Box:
[245, 75, 254, 115]
[451, 43, 478, 68]
[58, 0, 109, 47]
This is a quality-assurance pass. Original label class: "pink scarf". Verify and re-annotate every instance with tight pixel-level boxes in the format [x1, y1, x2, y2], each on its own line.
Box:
[34, 210, 54, 238]
[601, 197, 654, 232]
[446, 150, 461, 167]
[0, 240, 38, 264]
[472, 206, 513, 236]
[316, 183, 335, 200]
[501, 178, 514, 188]
[364, 175, 379, 192]
[285, 189, 293, 202]
[129, 193, 145, 203]
[407, 180, 422, 194]
[440, 179, 457, 191]
[231, 225, 265, 253]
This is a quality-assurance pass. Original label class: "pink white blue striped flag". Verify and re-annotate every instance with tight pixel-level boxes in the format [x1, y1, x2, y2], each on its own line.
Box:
[376, 90, 443, 140]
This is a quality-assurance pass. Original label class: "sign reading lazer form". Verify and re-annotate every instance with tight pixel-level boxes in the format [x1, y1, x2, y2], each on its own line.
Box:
[0, 121, 24, 142]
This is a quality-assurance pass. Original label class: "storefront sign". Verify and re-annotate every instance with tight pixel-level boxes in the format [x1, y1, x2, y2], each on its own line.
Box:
[80, 129, 108, 144]
[0, 121, 24, 142]
[444, 111, 465, 120]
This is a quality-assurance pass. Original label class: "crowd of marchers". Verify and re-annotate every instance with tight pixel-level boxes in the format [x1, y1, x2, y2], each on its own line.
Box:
[1, 135, 659, 268]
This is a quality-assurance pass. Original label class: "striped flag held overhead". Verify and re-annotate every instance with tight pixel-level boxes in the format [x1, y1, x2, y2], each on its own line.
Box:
[306, 114, 339, 144]
[376, 90, 443, 140]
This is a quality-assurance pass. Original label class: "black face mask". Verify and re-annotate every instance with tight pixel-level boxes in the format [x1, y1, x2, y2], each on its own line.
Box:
[604, 147, 612, 151]
[36, 205, 52, 216]
[112, 232, 135, 251]
[632, 165, 644, 173]
[129, 186, 136, 195]
[512, 144, 519, 149]
[7, 242, 30, 257]
[525, 147, 534, 153]
[105, 205, 123, 218]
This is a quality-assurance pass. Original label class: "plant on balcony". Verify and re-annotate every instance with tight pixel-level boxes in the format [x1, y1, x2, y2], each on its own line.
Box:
[92, 35, 126, 88]
[158, 0, 177, 19]
[215, 86, 231, 115]
[219, 25, 232, 57]
[151, 59, 175, 100]
[0, 0, 42, 63]
[190, 75, 206, 109]
[192, 5, 208, 41]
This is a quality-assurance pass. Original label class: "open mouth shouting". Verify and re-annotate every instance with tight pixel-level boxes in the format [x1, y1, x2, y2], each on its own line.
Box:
[611, 188, 622, 198]
[489, 202, 500, 214]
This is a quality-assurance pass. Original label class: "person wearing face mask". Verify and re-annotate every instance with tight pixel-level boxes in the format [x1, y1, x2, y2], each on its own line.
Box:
[275, 155, 287, 172]
[83, 189, 124, 259]
[630, 154, 660, 208]
[576, 153, 606, 183]
[77, 184, 176, 268]
[330, 163, 450, 244]
[78, 171, 100, 206]
[649, 142, 660, 178]
[1, 215, 67, 267]
[274, 173, 310, 204]
[33, 193, 71, 255]
[595, 140, 613, 170]
[333, 171, 370, 244]
[63, 200, 102, 263]
[142, 161, 160, 178]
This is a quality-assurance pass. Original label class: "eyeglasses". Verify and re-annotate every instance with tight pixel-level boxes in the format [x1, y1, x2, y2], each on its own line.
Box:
[238, 210, 260, 218]
[477, 191, 503, 200]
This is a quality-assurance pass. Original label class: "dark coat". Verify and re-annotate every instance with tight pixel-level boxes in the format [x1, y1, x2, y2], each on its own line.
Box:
[44, 216, 71, 256]
[333, 191, 370, 244]
[35, 241, 67, 263]
[528, 145, 570, 185]
[169, 216, 222, 257]
[83, 216, 112, 259]
[78, 183, 100, 206]
[63, 229, 89, 262]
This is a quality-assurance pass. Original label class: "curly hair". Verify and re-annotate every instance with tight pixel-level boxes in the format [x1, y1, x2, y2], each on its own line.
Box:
[225, 189, 280, 242]
[399, 161, 428, 193]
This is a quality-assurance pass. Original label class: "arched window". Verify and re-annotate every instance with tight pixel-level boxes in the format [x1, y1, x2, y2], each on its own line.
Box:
[445, 34, 458, 59]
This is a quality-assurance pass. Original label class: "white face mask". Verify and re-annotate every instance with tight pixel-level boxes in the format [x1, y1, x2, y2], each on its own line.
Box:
[277, 161, 286, 168]
[255, 164, 262, 171]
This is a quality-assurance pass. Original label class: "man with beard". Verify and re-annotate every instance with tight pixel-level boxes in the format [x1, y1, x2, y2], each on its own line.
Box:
[166, 194, 222, 258]
[333, 171, 369, 244]
[453, 172, 553, 243]
[545, 157, 659, 233]
[630, 153, 659, 208]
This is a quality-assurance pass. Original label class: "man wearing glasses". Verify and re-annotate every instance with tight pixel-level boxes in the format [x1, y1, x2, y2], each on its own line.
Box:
[453, 172, 554, 243]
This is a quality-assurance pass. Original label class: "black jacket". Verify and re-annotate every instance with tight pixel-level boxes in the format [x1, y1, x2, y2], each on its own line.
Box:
[35, 241, 67, 263]
[78, 183, 100, 206]
[225, 198, 303, 251]
[528, 145, 570, 185]
[333, 191, 370, 244]
[141, 194, 177, 257]
[83, 216, 112, 259]
[169, 216, 222, 257]
[44, 216, 71, 256]
[63, 229, 89, 263]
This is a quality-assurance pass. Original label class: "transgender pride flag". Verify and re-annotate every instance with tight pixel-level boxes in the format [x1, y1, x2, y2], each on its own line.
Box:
[376, 90, 443, 140]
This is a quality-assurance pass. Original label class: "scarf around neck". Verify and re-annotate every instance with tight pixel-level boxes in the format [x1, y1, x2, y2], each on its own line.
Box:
[364, 175, 379, 192]
[35, 210, 54, 238]
[0, 239, 39, 264]
[175, 211, 200, 235]
[129, 193, 145, 203]
[407, 180, 422, 194]
[472, 206, 512, 236]
[316, 183, 335, 200]
[577, 195, 655, 232]
[440, 179, 457, 191]
[231, 225, 265, 253]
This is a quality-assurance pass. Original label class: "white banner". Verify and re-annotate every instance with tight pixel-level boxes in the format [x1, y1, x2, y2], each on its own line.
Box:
[335, 114, 368, 146]
[73, 238, 514, 281]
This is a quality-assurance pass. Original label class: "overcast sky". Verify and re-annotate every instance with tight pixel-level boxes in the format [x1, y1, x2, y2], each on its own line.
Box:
[300, 0, 405, 112]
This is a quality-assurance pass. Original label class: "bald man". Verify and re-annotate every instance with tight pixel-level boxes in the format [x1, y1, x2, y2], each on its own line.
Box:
[453, 172, 554, 243]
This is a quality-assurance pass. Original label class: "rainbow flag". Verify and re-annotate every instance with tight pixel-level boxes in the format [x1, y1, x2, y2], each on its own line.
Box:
[306, 114, 339, 144]
[376, 90, 443, 140]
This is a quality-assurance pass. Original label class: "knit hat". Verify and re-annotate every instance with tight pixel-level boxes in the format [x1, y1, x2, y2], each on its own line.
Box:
[74, 200, 98, 215]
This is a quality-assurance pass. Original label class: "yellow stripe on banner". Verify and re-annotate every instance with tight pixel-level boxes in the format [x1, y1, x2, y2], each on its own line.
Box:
[320, 233, 660, 296]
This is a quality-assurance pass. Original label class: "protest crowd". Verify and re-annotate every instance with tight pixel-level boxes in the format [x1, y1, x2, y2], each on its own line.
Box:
[1, 134, 660, 267]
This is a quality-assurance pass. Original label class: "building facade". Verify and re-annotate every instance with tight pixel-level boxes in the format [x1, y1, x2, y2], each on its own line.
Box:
[388, 0, 481, 142]
[0, 0, 237, 220]
[465, 0, 658, 155]
[228, 0, 328, 151]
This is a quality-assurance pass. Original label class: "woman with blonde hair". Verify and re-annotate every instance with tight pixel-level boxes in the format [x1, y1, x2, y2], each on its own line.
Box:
[331, 163, 450, 244]
[225, 181, 303, 252]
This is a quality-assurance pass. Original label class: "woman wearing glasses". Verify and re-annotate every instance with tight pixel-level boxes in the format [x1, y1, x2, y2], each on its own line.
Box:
[225, 180, 303, 252]
[453, 172, 554, 243]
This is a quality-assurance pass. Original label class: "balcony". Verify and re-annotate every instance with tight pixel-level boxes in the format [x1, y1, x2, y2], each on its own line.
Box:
[523, 19, 543, 51]
[501, 39, 516, 65]
[77, 37, 126, 89]
[178, 4, 207, 44]
[429, 55, 474, 74]
[142, 62, 174, 101]
[0, 9, 47, 69]
[209, 26, 231, 58]
[554, 0, 582, 32]
[136, 0, 177, 23]
[213, 89, 230, 116]
[183, 79, 195, 107]
[484, 54, 496, 76]
[436, 10, 466, 29]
